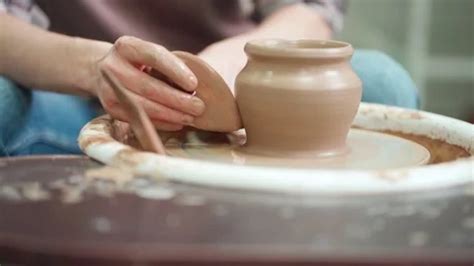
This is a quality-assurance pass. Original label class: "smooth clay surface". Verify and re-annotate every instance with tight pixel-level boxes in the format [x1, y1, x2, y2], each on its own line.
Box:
[173, 51, 242, 132]
[162, 129, 432, 170]
[116, 128, 469, 170]
[381, 130, 471, 164]
[116, 123, 470, 169]
[235, 39, 362, 158]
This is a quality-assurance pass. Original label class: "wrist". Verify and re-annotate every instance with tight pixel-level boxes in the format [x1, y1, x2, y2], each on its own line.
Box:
[72, 37, 112, 96]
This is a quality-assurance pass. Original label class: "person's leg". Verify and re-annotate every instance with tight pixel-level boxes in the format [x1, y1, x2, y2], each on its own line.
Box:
[0, 77, 31, 156]
[351, 50, 419, 109]
[0, 76, 99, 156]
[6, 90, 99, 155]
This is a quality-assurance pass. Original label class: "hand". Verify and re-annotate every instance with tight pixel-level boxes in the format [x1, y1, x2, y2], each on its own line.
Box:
[91, 36, 205, 131]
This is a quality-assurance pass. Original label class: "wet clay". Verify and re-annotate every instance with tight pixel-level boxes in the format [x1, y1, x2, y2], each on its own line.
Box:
[163, 129, 431, 170]
[235, 39, 362, 158]
[173, 51, 242, 132]
[381, 130, 471, 164]
[111, 120, 470, 170]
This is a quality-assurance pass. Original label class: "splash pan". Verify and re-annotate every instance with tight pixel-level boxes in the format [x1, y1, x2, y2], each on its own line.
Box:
[79, 103, 473, 194]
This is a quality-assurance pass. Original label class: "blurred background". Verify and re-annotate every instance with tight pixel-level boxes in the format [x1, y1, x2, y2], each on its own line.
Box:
[338, 0, 473, 122]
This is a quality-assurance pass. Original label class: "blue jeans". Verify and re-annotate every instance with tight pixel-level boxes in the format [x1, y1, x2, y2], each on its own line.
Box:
[0, 50, 419, 156]
[0, 81, 98, 156]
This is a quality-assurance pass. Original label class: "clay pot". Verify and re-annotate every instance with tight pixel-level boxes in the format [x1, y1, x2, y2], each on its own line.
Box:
[235, 39, 362, 158]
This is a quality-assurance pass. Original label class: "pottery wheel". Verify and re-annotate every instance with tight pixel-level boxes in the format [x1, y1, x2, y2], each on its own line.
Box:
[164, 128, 430, 170]
[1, 156, 473, 265]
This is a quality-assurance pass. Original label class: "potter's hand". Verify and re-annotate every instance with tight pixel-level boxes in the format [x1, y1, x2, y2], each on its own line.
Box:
[93, 36, 205, 131]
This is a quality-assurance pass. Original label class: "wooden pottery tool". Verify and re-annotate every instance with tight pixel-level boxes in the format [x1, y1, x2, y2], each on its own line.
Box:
[101, 69, 166, 154]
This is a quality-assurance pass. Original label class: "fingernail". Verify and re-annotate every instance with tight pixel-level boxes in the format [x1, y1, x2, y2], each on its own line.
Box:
[183, 115, 194, 125]
[189, 75, 198, 89]
[191, 97, 206, 115]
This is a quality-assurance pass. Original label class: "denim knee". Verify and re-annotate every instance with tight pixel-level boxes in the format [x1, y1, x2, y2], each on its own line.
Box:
[7, 91, 99, 156]
[0, 77, 31, 156]
[0, 76, 98, 156]
[351, 50, 419, 109]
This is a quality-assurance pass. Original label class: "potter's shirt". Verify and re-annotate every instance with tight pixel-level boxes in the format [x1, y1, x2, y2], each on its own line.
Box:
[0, 0, 49, 28]
[33, 0, 345, 53]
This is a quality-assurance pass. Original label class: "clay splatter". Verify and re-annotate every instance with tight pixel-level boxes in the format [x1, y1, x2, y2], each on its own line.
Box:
[408, 231, 430, 247]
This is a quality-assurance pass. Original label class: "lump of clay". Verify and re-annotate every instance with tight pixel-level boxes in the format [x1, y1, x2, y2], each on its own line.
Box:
[173, 51, 242, 132]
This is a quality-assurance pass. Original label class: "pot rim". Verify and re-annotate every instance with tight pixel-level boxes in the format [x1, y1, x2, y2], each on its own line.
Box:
[245, 39, 354, 59]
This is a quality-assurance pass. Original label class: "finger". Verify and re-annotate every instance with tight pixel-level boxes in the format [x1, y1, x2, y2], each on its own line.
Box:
[102, 101, 184, 131]
[129, 92, 195, 126]
[108, 56, 205, 116]
[140, 76, 206, 117]
[114, 36, 197, 92]
[100, 55, 196, 125]
[102, 103, 131, 123]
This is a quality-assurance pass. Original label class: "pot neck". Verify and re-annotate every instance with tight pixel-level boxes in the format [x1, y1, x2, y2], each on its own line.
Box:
[245, 39, 354, 62]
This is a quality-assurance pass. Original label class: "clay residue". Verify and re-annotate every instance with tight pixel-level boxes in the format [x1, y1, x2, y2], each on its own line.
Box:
[408, 112, 423, 120]
[0, 166, 172, 204]
[359, 107, 424, 120]
[78, 116, 117, 149]
[84, 116, 114, 133]
[111, 120, 133, 144]
[381, 130, 471, 164]
[0, 182, 51, 202]
[376, 170, 409, 182]
[113, 148, 148, 168]
[79, 135, 113, 150]
[20, 182, 50, 201]
[394, 111, 424, 120]
[85, 166, 134, 187]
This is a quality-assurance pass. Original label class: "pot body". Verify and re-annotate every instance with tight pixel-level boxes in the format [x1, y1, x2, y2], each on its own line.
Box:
[235, 39, 362, 157]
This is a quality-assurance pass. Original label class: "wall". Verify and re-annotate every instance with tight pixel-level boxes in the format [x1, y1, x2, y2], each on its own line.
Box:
[338, 0, 473, 121]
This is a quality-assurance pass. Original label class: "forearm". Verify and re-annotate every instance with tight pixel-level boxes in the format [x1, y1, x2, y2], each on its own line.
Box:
[0, 14, 111, 95]
[253, 3, 332, 40]
[198, 3, 332, 90]
[222, 4, 332, 48]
